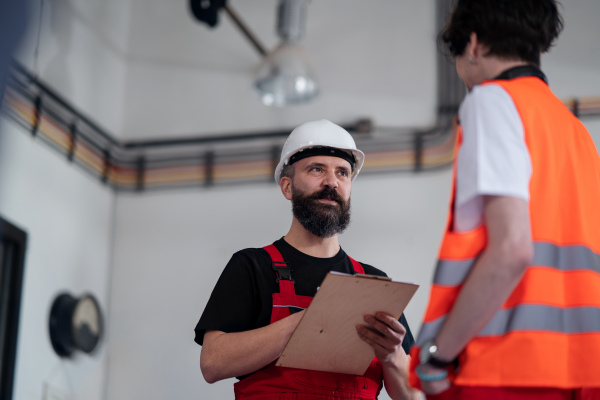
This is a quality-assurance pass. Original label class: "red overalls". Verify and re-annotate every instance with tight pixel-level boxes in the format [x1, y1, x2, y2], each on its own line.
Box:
[233, 244, 384, 400]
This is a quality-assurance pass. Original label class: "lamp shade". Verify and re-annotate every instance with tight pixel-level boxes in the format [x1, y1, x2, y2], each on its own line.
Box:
[255, 43, 319, 107]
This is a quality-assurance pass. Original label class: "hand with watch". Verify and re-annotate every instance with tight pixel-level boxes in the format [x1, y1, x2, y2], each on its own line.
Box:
[416, 340, 459, 395]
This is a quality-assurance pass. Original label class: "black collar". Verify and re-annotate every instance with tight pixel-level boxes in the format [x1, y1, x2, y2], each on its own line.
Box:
[493, 65, 548, 85]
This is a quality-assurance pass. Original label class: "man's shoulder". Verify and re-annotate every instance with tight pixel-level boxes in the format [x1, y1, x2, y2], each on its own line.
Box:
[461, 83, 514, 116]
[357, 262, 388, 278]
[227, 242, 286, 270]
[228, 246, 271, 264]
[219, 246, 277, 284]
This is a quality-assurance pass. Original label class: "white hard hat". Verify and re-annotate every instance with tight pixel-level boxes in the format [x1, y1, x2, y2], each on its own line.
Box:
[274, 119, 365, 183]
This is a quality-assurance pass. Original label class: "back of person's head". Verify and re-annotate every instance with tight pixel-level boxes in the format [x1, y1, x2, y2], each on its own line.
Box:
[440, 0, 564, 67]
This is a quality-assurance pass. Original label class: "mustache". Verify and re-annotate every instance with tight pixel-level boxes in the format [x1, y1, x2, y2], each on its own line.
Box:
[308, 187, 344, 205]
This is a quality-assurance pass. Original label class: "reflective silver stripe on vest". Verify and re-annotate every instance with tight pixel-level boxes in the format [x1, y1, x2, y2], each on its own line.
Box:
[479, 304, 600, 336]
[433, 259, 476, 286]
[532, 242, 600, 272]
[417, 304, 600, 346]
[417, 315, 446, 345]
[433, 242, 600, 286]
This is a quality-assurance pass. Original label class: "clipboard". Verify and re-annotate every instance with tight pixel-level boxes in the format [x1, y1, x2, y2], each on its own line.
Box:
[275, 271, 418, 375]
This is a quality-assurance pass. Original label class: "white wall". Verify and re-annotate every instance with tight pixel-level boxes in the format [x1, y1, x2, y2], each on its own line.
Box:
[0, 0, 131, 398]
[542, 0, 600, 99]
[14, 0, 131, 136]
[0, 117, 115, 400]
[585, 120, 600, 152]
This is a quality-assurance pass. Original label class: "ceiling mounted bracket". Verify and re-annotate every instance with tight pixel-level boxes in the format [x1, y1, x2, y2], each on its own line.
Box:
[190, 0, 267, 57]
[190, 0, 318, 107]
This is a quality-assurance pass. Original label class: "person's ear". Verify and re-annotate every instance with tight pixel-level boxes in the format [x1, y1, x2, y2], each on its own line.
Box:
[465, 32, 479, 61]
[468, 32, 489, 61]
[280, 177, 293, 200]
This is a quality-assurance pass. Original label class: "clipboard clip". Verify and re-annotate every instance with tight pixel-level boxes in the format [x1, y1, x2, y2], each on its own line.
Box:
[272, 261, 294, 283]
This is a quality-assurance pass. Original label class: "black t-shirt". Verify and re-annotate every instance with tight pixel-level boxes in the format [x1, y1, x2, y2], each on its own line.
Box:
[194, 238, 415, 355]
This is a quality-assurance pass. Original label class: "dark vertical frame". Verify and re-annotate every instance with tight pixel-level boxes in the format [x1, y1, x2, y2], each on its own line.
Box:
[0, 216, 27, 400]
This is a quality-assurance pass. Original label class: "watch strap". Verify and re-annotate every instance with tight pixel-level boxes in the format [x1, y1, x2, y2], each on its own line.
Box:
[427, 355, 459, 370]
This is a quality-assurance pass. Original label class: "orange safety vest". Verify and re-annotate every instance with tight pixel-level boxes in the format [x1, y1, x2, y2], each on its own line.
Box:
[410, 75, 600, 388]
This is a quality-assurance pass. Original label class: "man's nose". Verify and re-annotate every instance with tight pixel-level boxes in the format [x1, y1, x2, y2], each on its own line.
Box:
[323, 170, 338, 188]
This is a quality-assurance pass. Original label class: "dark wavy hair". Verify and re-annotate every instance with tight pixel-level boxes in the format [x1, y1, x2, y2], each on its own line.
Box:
[439, 0, 564, 67]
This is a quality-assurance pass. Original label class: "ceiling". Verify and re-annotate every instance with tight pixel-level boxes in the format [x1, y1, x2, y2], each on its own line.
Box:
[118, 0, 439, 139]
[12, 0, 600, 141]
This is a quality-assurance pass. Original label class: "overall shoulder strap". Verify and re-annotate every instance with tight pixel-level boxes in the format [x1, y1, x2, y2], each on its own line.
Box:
[348, 256, 365, 274]
[263, 244, 295, 294]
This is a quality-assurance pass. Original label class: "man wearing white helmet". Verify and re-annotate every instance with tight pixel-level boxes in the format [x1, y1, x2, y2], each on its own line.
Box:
[195, 120, 419, 400]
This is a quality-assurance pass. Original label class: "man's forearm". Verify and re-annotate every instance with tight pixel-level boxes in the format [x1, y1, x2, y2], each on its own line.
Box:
[434, 244, 530, 360]
[356, 313, 420, 400]
[200, 311, 303, 383]
[434, 196, 533, 361]
[382, 357, 421, 400]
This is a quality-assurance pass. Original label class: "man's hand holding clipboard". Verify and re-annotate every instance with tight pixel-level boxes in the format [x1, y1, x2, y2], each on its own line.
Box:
[276, 272, 418, 375]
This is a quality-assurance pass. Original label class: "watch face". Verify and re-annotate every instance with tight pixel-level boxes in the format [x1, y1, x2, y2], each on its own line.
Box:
[419, 340, 438, 364]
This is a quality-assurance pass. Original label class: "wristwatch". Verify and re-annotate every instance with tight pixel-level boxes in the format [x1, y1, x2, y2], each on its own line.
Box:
[419, 339, 459, 370]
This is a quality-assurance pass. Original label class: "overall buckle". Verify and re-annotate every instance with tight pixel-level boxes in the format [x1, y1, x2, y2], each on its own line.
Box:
[272, 261, 294, 283]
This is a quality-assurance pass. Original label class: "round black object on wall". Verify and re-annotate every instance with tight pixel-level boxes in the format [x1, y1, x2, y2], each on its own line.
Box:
[49, 293, 103, 357]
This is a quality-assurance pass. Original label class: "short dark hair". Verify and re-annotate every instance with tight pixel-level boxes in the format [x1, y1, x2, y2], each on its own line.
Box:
[280, 163, 295, 181]
[439, 0, 564, 67]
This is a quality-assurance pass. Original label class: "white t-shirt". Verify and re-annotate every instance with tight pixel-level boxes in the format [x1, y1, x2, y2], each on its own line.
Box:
[454, 84, 532, 232]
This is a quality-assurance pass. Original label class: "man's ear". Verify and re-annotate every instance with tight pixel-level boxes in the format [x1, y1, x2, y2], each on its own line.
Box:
[468, 32, 489, 60]
[280, 177, 293, 200]
[465, 32, 478, 60]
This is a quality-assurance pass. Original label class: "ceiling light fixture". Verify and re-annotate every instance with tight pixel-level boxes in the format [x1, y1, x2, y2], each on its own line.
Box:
[255, 0, 318, 107]
[190, 0, 319, 107]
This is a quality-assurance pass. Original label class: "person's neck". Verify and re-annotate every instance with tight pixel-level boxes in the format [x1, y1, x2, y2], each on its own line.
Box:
[284, 219, 341, 258]
[481, 59, 532, 83]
